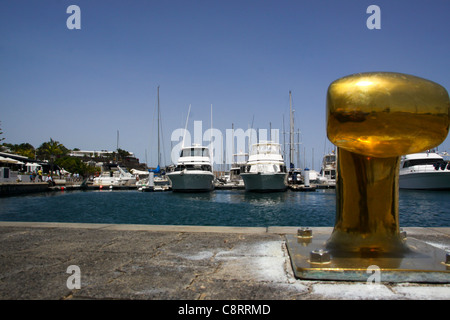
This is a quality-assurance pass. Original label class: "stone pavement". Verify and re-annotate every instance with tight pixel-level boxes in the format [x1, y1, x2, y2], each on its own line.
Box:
[0, 222, 449, 300]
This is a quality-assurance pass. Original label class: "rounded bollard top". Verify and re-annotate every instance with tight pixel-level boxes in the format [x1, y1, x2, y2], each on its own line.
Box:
[327, 72, 450, 158]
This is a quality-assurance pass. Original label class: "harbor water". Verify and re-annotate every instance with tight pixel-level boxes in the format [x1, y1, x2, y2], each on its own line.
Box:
[0, 189, 449, 227]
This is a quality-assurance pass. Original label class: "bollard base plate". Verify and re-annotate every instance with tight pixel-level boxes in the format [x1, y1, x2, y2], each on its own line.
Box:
[286, 233, 450, 283]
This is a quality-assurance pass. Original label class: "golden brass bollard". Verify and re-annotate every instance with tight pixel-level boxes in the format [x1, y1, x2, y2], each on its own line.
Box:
[327, 72, 449, 254]
[286, 72, 450, 282]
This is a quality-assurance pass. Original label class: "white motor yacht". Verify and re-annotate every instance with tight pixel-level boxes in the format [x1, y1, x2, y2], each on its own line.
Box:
[399, 152, 450, 190]
[166, 145, 215, 192]
[317, 152, 336, 187]
[240, 141, 288, 192]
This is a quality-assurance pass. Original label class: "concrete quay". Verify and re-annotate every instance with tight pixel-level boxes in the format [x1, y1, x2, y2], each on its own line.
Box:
[0, 222, 449, 300]
[0, 182, 49, 196]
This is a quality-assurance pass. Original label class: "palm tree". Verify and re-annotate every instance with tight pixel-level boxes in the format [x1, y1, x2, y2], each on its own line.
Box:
[37, 138, 68, 174]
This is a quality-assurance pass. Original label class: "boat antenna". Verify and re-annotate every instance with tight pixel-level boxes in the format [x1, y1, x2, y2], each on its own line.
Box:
[249, 114, 255, 150]
[182, 104, 191, 149]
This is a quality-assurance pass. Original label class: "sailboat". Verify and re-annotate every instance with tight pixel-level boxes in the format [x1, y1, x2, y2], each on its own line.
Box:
[285, 91, 302, 183]
[138, 86, 171, 191]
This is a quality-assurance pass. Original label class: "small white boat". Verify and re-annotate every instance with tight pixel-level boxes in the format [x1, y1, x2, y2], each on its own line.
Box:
[135, 167, 171, 191]
[399, 152, 450, 190]
[219, 152, 247, 188]
[166, 145, 215, 192]
[240, 141, 288, 192]
[93, 165, 136, 187]
[134, 170, 154, 192]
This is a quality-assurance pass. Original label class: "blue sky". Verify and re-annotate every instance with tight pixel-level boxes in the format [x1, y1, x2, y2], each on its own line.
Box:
[1, 0, 450, 169]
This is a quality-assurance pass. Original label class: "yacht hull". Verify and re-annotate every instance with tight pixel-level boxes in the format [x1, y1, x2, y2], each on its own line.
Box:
[240, 172, 287, 192]
[399, 171, 450, 190]
[167, 171, 214, 192]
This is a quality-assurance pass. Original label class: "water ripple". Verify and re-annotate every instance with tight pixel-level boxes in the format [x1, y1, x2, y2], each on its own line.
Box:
[0, 189, 448, 227]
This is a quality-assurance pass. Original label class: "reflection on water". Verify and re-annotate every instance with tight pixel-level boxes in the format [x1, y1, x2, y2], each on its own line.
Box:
[399, 189, 450, 227]
[243, 192, 288, 206]
[171, 191, 216, 202]
[0, 189, 448, 227]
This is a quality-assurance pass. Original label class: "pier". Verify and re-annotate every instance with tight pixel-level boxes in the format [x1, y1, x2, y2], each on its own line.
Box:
[0, 222, 448, 300]
[0, 182, 49, 196]
[0, 182, 143, 195]
[1, 181, 334, 195]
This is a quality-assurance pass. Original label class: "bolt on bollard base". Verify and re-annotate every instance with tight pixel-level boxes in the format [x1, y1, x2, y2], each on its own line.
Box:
[286, 232, 450, 283]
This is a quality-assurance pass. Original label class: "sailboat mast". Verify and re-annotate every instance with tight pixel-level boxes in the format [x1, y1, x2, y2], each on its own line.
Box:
[289, 91, 294, 169]
[116, 129, 119, 151]
[157, 86, 161, 168]
[182, 104, 191, 149]
[297, 129, 300, 169]
[282, 115, 286, 162]
[232, 123, 234, 164]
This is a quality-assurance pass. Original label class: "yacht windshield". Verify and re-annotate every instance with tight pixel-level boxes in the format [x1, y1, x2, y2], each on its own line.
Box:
[251, 144, 280, 155]
[402, 158, 445, 168]
[180, 148, 210, 157]
[324, 155, 336, 163]
[174, 164, 212, 172]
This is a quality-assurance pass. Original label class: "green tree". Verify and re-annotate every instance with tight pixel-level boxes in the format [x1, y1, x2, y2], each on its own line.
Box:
[117, 148, 131, 161]
[54, 156, 100, 177]
[37, 138, 68, 159]
[1, 142, 35, 158]
[15, 143, 35, 159]
[37, 138, 69, 173]
[103, 148, 131, 162]
[17, 143, 35, 159]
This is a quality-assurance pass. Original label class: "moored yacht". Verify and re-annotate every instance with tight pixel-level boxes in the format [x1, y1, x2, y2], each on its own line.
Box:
[166, 145, 215, 192]
[399, 152, 450, 190]
[317, 151, 336, 187]
[240, 141, 288, 192]
[222, 152, 247, 188]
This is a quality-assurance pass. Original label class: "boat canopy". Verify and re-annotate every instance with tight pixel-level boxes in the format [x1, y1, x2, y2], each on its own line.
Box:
[149, 165, 161, 173]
